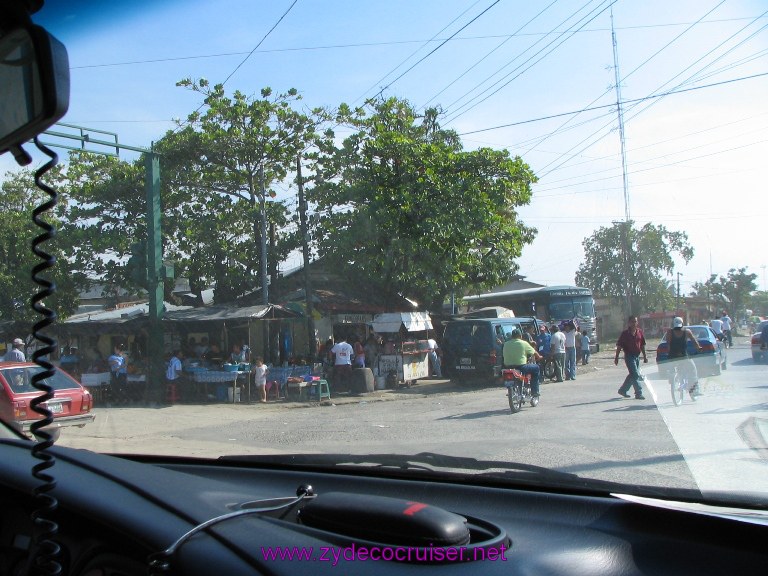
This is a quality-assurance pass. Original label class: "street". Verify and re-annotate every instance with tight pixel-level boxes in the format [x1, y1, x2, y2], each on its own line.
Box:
[57, 343, 767, 496]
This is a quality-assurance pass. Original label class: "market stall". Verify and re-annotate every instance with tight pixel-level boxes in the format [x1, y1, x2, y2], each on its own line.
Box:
[370, 312, 433, 389]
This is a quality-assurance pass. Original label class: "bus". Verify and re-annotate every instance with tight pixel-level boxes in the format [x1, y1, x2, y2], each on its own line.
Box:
[462, 285, 599, 350]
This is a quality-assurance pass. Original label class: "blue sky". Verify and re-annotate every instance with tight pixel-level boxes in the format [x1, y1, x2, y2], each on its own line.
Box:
[7, 0, 768, 294]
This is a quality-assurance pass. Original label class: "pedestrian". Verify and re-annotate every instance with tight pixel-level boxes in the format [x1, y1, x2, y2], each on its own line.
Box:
[251, 356, 268, 403]
[426, 335, 442, 377]
[549, 325, 565, 382]
[330, 335, 354, 392]
[580, 330, 590, 365]
[108, 344, 128, 403]
[4, 338, 26, 362]
[353, 340, 366, 368]
[563, 321, 578, 380]
[710, 317, 724, 343]
[165, 349, 186, 401]
[363, 334, 379, 369]
[502, 329, 542, 398]
[536, 324, 551, 379]
[720, 311, 733, 348]
[615, 316, 648, 400]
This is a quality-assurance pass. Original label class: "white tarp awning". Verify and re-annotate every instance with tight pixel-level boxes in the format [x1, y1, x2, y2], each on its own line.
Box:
[370, 311, 433, 333]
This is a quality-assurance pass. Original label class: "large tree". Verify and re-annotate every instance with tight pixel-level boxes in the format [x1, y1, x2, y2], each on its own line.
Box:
[575, 221, 694, 316]
[156, 81, 330, 303]
[311, 97, 537, 311]
[0, 169, 84, 328]
[58, 151, 147, 301]
[691, 268, 757, 321]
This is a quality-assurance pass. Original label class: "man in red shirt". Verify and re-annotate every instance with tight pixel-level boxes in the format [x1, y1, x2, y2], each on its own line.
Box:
[614, 316, 648, 400]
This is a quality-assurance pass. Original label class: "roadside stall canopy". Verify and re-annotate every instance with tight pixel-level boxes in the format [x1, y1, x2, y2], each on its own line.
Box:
[370, 311, 433, 333]
[164, 304, 302, 329]
[61, 302, 192, 335]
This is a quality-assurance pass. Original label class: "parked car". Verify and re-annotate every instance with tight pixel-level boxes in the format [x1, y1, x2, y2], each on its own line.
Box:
[441, 316, 541, 384]
[655, 325, 727, 379]
[750, 320, 768, 362]
[0, 362, 95, 440]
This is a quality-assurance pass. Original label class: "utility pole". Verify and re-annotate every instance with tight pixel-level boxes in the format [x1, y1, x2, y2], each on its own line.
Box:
[297, 155, 316, 357]
[676, 272, 683, 316]
[611, 7, 630, 223]
[259, 164, 269, 306]
[42, 124, 169, 404]
[611, 9, 632, 317]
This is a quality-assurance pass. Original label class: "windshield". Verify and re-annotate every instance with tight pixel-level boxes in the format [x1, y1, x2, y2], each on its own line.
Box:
[0, 366, 80, 393]
[2, 0, 767, 510]
[549, 297, 595, 320]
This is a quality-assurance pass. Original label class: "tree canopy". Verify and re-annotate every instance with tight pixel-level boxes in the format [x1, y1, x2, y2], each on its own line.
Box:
[0, 169, 83, 330]
[310, 97, 538, 311]
[690, 267, 757, 318]
[155, 81, 331, 303]
[575, 221, 694, 315]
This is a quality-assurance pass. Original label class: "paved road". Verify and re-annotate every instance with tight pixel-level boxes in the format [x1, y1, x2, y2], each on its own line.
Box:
[57, 343, 767, 497]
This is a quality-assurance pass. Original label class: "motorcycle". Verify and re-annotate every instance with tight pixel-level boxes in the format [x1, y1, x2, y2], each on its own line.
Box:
[502, 368, 539, 414]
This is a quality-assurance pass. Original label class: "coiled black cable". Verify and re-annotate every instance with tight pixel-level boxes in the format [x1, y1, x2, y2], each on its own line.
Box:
[26, 136, 62, 576]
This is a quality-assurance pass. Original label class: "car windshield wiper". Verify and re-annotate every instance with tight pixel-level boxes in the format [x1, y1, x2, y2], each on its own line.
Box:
[219, 451, 663, 496]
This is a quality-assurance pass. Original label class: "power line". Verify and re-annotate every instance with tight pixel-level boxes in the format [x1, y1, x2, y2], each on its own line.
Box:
[444, 0, 618, 123]
[517, 0, 727, 159]
[536, 10, 768, 177]
[458, 71, 768, 136]
[420, 0, 562, 108]
[353, 0, 485, 105]
[221, 0, 299, 86]
[367, 0, 503, 102]
[68, 15, 768, 70]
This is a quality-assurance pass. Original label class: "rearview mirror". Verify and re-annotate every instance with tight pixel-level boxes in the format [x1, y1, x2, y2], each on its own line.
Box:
[0, 24, 69, 161]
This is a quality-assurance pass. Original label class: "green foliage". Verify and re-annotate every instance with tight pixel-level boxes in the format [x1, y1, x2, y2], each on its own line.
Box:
[748, 290, 768, 317]
[0, 169, 83, 327]
[691, 267, 757, 318]
[156, 81, 331, 303]
[56, 151, 147, 291]
[311, 97, 537, 311]
[575, 221, 694, 315]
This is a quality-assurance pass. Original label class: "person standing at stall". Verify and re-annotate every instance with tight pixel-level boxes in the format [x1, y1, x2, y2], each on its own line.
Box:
[330, 336, 354, 392]
[4, 338, 26, 362]
[251, 356, 268, 403]
[364, 335, 379, 369]
[426, 336, 442, 378]
[108, 344, 128, 404]
[165, 349, 186, 401]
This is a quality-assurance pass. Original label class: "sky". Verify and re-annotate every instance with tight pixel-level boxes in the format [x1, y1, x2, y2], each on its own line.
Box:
[5, 0, 768, 295]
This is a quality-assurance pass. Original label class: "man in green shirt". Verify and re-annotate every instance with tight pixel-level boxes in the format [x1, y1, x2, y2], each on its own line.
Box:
[502, 329, 543, 397]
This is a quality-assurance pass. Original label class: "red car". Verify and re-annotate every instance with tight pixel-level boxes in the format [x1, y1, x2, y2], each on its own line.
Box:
[0, 362, 95, 440]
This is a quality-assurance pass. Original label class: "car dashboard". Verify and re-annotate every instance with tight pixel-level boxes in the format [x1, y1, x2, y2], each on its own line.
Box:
[1, 439, 767, 576]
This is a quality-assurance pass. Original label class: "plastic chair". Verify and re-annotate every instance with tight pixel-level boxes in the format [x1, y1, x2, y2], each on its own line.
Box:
[309, 379, 331, 401]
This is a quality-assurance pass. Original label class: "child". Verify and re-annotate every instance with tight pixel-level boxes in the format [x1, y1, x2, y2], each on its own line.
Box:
[251, 356, 268, 403]
[580, 330, 591, 365]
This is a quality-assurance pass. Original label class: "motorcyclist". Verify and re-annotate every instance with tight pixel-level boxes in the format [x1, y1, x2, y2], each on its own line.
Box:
[502, 329, 543, 398]
[664, 317, 703, 399]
